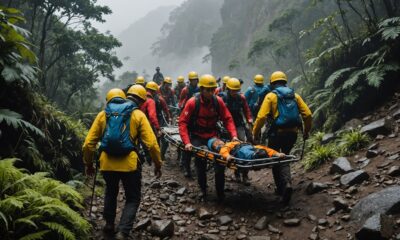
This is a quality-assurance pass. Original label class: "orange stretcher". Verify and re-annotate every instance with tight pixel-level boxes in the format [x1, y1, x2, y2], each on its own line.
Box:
[161, 127, 299, 170]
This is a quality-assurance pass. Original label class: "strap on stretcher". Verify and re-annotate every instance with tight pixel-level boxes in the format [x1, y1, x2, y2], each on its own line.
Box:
[161, 128, 300, 170]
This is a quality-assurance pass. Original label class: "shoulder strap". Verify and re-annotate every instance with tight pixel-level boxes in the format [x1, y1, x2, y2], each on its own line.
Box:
[192, 93, 201, 121]
[212, 95, 220, 114]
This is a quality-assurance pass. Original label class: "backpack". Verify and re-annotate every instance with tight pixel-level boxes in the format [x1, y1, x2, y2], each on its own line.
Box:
[99, 99, 138, 157]
[272, 86, 301, 128]
[188, 93, 220, 132]
[219, 92, 245, 126]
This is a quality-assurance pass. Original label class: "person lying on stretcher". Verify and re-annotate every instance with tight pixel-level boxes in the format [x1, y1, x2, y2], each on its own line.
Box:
[207, 137, 286, 163]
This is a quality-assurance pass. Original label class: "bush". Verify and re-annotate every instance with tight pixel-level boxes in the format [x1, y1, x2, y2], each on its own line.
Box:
[302, 144, 337, 171]
[338, 129, 370, 154]
[0, 158, 91, 240]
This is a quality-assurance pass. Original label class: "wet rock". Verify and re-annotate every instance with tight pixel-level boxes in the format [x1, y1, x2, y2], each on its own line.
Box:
[198, 233, 220, 240]
[184, 207, 196, 214]
[358, 159, 370, 169]
[366, 150, 379, 158]
[388, 153, 399, 160]
[149, 220, 174, 237]
[248, 236, 271, 240]
[254, 216, 268, 230]
[318, 219, 328, 226]
[159, 193, 169, 201]
[355, 214, 394, 240]
[165, 180, 180, 188]
[306, 182, 329, 195]
[368, 143, 379, 150]
[267, 224, 281, 234]
[351, 186, 400, 226]
[333, 197, 349, 211]
[393, 108, 400, 120]
[330, 157, 353, 174]
[321, 133, 336, 144]
[388, 166, 400, 177]
[344, 118, 363, 130]
[150, 181, 162, 189]
[377, 161, 392, 168]
[169, 194, 176, 202]
[340, 170, 369, 186]
[309, 233, 319, 240]
[176, 187, 187, 196]
[283, 218, 301, 227]
[218, 215, 233, 225]
[360, 118, 393, 137]
[135, 218, 151, 230]
[198, 208, 212, 220]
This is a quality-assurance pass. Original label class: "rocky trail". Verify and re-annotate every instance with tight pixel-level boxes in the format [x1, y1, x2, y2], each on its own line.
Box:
[88, 94, 400, 240]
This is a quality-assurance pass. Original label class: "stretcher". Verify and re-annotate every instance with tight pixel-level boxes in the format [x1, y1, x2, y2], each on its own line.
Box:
[161, 127, 299, 170]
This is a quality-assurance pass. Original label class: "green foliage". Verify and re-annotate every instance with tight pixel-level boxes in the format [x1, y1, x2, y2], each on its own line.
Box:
[0, 159, 91, 240]
[0, 109, 44, 138]
[303, 144, 337, 171]
[338, 129, 370, 154]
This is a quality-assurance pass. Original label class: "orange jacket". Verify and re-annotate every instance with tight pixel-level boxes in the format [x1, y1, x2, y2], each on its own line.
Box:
[219, 141, 278, 159]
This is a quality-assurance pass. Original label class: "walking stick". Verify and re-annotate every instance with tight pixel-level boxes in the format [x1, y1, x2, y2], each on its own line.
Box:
[88, 154, 98, 218]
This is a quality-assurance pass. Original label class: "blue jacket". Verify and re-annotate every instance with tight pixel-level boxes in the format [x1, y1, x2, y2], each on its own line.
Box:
[244, 84, 271, 117]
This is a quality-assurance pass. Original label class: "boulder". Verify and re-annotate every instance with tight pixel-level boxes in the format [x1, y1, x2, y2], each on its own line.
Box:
[340, 170, 369, 186]
[330, 157, 353, 174]
[360, 118, 393, 137]
[355, 214, 394, 240]
[218, 215, 233, 225]
[351, 186, 400, 226]
[254, 216, 268, 230]
[149, 220, 174, 237]
[306, 182, 329, 195]
[321, 133, 336, 144]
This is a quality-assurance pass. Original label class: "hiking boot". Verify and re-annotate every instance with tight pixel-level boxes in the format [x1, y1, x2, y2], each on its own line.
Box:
[217, 193, 225, 204]
[115, 231, 129, 240]
[281, 184, 293, 206]
[102, 222, 114, 234]
[183, 170, 192, 179]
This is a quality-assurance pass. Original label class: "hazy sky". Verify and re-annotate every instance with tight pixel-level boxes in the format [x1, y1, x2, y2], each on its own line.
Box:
[93, 0, 185, 35]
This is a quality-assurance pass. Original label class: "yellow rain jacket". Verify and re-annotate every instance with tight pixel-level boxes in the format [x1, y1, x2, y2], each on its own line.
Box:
[82, 109, 162, 172]
[253, 92, 312, 138]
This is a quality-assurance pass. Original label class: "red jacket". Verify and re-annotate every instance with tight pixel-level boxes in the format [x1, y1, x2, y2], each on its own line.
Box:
[140, 93, 160, 130]
[157, 94, 172, 122]
[178, 87, 189, 109]
[160, 85, 176, 106]
[179, 95, 237, 145]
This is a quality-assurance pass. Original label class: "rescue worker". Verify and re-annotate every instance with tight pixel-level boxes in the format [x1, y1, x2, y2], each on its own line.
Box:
[140, 84, 161, 137]
[179, 74, 238, 202]
[253, 71, 312, 205]
[152, 66, 164, 85]
[174, 76, 186, 100]
[215, 75, 230, 95]
[219, 78, 253, 185]
[160, 76, 177, 114]
[83, 88, 162, 240]
[244, 74, 271, 118]
[178, 71, 200, 110]
[146, 81, 172, 160]
[135, 76, 146, 87]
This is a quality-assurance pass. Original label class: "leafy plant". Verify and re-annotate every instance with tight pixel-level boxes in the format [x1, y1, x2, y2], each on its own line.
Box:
[302, 144, 337, 171]
[0, 109, 44, 138]
[338, 129, 370, 154]
[0, 158, 91, 240]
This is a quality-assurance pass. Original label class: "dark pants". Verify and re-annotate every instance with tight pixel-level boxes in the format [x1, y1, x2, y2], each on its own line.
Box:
[183, 135, 225, 198]
[102, 170, 142, 234]
[159, 118, 169, 160]
[268, 131, 297, 194]
[235, 125, 248, 178]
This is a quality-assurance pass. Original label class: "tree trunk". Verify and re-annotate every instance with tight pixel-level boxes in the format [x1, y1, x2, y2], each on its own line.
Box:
[383, 0, 394, 17]
[335, 0, 353, 41]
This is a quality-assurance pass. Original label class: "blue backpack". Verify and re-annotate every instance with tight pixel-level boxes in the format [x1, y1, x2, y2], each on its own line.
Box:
[99, 99, 138, 156]
[272, 86, 301, 128]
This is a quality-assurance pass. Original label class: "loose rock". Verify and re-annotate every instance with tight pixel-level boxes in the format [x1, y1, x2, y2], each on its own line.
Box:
[355, 214, 394, 240]
[218, 215, 233, 225]
[149, 220, 174, 238]
[198, 233, 220, 240]
[283, 218, 301, 227]
[330, 157, 353, 174]
[366, 150, 379, 158]
[135, 218, 151, 230]
[360, 118, 393, 137]
[198, 208, 212, 220]
[306, 182, 329, 195]
[254, 216, 268, 230]
[333, 197, 349, 211]
[388, 166, 400, 177]
[340, 170, 369, 186]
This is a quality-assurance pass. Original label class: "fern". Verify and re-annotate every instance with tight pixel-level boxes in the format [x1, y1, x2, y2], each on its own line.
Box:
[0, 109, 44, 138]
[378, 17, 400, 41]
[324, 67, 356, 88]
[19, 230, 51, 240]
[42, 222, 75, 240]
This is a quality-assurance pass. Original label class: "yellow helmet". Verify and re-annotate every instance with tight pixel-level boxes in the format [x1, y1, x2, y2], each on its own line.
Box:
[146, 81, 159, 91]
[106, 88, 126, 103]
[270, 71, 287, 83]
[177, 76, 185, 83]
[164, 77, 172, 84]
[254, 74, 264, 84]
[127, 84, 147, 101]
[188, 71, 199, 80]
[198, 74, 217, 88]
[135, 76, 145, 84]
[226, 78, 241, 90]
[222, 75, 230, 84]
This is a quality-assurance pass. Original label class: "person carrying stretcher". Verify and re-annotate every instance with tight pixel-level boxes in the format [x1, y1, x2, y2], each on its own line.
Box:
[207, 137, 294, 205]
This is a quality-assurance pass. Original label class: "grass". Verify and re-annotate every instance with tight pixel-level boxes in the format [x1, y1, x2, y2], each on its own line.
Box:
[338, 129, 370, 155]
[302, 144, 337, 171]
